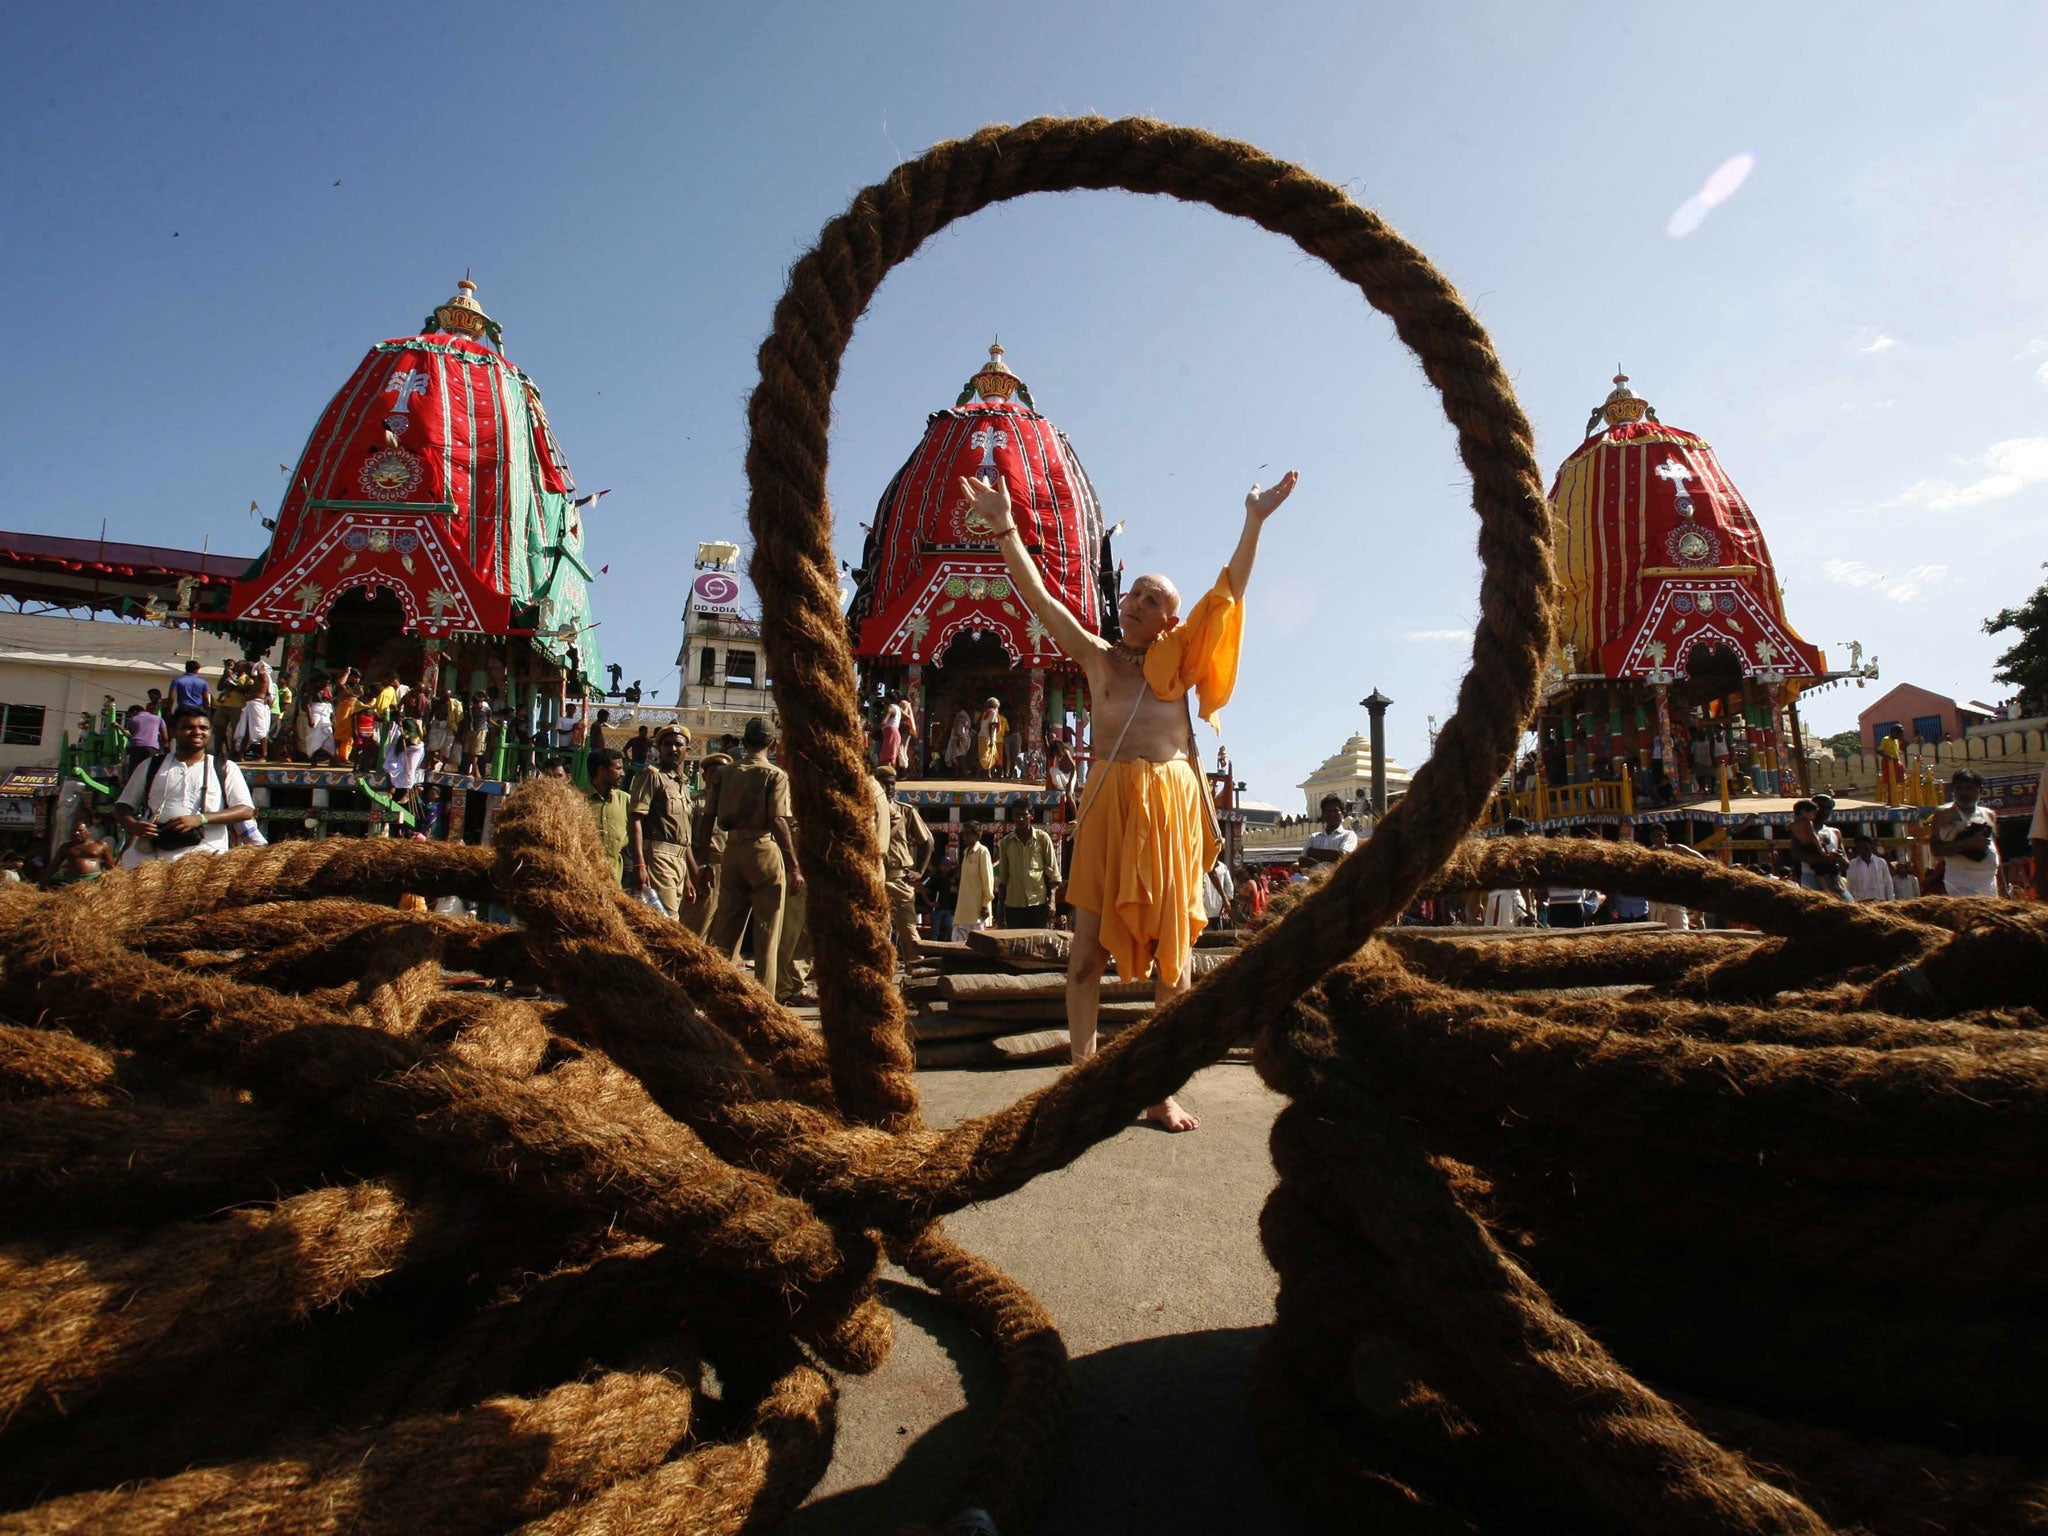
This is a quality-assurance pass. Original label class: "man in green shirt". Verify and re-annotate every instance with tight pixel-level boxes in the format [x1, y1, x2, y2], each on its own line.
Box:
[584, 748, 631, 886]
[995, 798, 1061, 929]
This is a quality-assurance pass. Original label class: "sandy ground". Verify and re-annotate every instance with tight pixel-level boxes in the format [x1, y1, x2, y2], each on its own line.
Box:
[786, 1061, 1316, 1535]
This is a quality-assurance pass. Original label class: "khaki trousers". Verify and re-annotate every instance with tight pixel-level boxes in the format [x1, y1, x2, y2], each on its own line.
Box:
[776, 878, 813, 1001]
[885, 875, 920, 968]
[644, 840, 691, 918]
[678, 855, 719, 937]
[709, 833, 787, 998]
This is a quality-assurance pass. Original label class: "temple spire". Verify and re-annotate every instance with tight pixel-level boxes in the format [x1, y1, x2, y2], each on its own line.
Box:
[956, 340, 1036, 409]
[1586, 369, 1657, 435]
[426, 274, 502, 349]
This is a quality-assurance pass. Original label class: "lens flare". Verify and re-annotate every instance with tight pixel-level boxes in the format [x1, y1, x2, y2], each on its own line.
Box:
[1667, 152, 1756, 238]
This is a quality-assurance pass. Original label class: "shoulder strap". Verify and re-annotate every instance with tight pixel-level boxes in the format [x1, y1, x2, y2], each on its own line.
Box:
[1070, 686, 1147, 836]
[142, 751, 167, 805]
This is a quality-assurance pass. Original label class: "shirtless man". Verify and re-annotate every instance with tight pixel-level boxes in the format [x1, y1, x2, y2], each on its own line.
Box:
[963, 467, 1298, 1132]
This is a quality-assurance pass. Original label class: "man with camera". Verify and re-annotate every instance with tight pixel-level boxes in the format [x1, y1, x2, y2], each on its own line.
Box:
[113, 705, 255, 866]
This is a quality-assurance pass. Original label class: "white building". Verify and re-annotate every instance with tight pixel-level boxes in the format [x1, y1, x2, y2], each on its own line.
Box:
[1297, 731, 1413, 817]
[672, 542, 779, 756]
[0, 612, 198, 773]
[0, 611, 207, 844]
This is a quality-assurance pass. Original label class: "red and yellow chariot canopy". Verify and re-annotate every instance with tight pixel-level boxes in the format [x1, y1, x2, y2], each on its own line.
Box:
[1550, 376, 1826, 683]
[848, 345, 1108, 668]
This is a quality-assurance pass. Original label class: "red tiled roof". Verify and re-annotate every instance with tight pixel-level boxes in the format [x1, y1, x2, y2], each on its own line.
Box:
[0, 530, 253, 582]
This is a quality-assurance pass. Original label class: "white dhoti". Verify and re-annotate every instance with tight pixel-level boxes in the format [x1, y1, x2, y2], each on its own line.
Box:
[302, 704, 335, 759]
[237, 699, 272, 750]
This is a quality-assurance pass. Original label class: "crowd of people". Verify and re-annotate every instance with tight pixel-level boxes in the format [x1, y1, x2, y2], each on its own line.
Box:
[1453, 767, 2037, 931]
[99, 656, 642, 790]
[871, 691, 1088, 783]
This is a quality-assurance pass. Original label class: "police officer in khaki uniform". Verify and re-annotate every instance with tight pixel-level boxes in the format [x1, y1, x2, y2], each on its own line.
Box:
[773, 815, 815, 1004]
[708, 718, 802, 996]
[625, 727, 702, 918]
[679, 750, 731, 937]
[872, 765, 932, 969]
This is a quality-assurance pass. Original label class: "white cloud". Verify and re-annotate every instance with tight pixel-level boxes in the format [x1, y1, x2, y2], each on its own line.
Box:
[2036, 360, 2048, 385]
[1860, 333, 1897, 353]
[1820, 559, 1948, 604]
[1885, 564, 1949, 603]
[1403, 628, 1470, 644]
[1900, 436, 2048, 511]
[1821, 559, 1884, 589]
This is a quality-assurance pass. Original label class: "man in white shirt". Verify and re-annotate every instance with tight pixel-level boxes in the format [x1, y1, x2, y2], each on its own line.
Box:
[553, 705, 582, 752]
[114, 706, 255, 866]
[1844, 833, 1896, 902]
[1302, 795, 1360, 867]
[1932, 769, 2002, 897]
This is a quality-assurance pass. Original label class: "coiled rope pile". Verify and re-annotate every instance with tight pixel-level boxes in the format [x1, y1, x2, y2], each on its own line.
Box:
[0, 116, 2042, 1533]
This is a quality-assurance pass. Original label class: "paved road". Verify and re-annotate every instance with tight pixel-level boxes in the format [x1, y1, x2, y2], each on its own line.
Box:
[788, 1061, 1317, 1536]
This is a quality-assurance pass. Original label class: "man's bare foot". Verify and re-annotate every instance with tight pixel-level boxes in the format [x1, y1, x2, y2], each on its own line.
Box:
[1140, 1096, 1199, 1133]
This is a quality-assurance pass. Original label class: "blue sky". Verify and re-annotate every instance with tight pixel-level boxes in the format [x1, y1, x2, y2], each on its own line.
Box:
[4, 3, 2045, 805]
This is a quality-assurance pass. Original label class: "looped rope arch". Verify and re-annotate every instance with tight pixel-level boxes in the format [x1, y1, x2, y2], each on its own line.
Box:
[7, 117, 2043, 1536]
[742, 114, 1557, 1132]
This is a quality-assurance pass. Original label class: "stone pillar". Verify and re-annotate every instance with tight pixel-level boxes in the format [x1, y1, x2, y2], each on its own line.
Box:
[1361, 688, 1392, 817]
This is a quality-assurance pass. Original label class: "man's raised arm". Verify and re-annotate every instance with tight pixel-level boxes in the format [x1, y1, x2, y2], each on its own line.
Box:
[1226, 470, 1299, 599]
[958, 476, 1098, 661]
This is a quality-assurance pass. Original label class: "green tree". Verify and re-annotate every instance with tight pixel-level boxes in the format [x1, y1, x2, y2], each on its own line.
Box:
[1984, 563, 2048, 715]
[1820, 729, 1863, 755]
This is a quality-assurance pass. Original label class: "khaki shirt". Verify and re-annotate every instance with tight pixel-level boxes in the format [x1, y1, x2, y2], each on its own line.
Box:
[587, 785, 630, 881]
[714, 752, 792, 834]
[883, 795, 931, 880]
[627, 764, 693, 845]
[994, 826, 1061, 907]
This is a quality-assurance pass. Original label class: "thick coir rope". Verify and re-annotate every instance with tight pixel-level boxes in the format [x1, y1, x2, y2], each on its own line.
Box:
[2, 116, 2037, 1534]
[1252, 844, 2048, 1534]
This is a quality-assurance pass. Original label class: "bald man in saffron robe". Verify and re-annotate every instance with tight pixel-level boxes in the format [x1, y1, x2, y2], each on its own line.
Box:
[964, 468, 1298, 1131]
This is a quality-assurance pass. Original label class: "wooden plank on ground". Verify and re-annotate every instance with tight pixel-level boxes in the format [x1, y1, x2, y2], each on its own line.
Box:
[990, 1029, 1071, 1063]
[947, 999, 1155, 1025]
[963, 928, 1071, 969]
[911, 1005, 1017, 1042]
[916, 1038, 1003, 1069]
[942, 971, 1152, 1004]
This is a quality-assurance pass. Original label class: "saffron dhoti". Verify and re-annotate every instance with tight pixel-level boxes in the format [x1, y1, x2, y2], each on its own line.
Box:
[1067, 756, 1219, 988]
